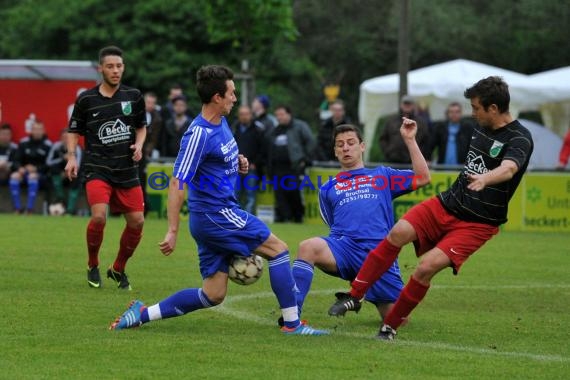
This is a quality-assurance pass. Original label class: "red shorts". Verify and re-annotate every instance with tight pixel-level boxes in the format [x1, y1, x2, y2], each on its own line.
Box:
[85, 179, 144, 214]
[403, 197, 499, 274]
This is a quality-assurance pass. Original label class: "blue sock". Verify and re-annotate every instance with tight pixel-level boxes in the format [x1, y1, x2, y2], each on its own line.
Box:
[268, 251, 300, 329]
[26, 178, 39, 211]
[292, 259, 314, 317]
[140, 288, 216, 323]
[9, 178, 21, 211]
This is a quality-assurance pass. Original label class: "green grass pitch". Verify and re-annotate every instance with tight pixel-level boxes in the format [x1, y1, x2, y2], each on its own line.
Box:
[1, 215, 568, 379]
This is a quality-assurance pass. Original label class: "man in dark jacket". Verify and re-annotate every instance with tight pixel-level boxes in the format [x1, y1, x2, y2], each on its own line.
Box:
[430, 102, 475, 166]
[379, 95, 431, 164]
[316, 99, 351, 162]
[268, 105, 316, 223]
[10, 120, 52, 213]
[159, 95, 192, 158]
[232, 105, 266, 214]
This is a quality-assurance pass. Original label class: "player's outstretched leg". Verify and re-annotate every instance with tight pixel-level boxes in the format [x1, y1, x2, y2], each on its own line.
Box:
[109, 300, 146, 330]
[281, 323, 329, 336]
[328, 292, 362, 316]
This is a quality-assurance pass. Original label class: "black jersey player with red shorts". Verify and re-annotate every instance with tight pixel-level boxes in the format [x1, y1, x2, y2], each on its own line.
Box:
[328, 76, 534, 340]
[66, 46, 147, 290]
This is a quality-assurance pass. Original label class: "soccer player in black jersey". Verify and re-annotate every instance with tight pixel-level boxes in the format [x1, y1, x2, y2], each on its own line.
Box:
[66, 46, 147, 290]
[328, 76, 534, 340]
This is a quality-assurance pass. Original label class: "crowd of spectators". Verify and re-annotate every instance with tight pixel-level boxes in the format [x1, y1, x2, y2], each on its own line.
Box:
[1, 86, 568, 219]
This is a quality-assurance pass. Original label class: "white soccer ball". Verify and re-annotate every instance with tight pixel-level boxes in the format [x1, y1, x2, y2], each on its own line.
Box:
[49, 202, 66, 216]
[228, 254, 264, 285]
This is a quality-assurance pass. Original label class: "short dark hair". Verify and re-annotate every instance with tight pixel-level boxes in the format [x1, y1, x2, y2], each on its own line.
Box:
[333, 124, 363, 143]
[196, 65, 234, 104]
[0, 123, 12, 132]
[99, 46, 123, 64]
[464, 76, 510, 113]
[274, 105, 292, 114]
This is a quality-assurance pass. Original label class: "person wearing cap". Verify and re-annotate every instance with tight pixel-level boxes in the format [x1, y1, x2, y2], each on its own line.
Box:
[379, 95, 431, 164]
[159, 94, 192, 158]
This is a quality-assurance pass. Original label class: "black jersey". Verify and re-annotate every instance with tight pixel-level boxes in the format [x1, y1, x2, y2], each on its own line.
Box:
[439, 120, 533, 226]
[14, 136, 53, 174]
[68, 84, 146, 188]
[0, 142, 18, 171]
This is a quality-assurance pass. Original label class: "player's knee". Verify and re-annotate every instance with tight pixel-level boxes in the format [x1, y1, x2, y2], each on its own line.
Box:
[387, 220, 415, 246]
[90, 214, 107, 226]
[414, 260, 437, 283]
[127, 216, 144, 229]
[203, 289, 225, 305]
[10, 172, 21, 181]
[297, 239, 315, 261]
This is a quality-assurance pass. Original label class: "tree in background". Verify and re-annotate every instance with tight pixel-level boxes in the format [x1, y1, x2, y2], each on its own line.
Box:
[1, 0, 569, 132]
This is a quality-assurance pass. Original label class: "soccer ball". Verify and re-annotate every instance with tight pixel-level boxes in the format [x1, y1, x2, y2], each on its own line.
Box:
[228, 254, 264, 285]
[49, 202, 66, 216]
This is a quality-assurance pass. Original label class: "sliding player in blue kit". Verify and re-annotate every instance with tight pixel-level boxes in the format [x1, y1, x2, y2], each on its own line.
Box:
[287, 122, 430, 324]
[110, 65, 328, 335]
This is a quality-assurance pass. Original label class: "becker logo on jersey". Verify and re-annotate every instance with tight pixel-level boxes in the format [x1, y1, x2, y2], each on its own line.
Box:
[465, 151, 489, 175]
[98, 119, 132, 144]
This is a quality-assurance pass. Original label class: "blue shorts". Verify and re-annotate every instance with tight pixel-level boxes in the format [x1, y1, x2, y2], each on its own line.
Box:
[189, 207, 271, 279]
[323, 235, 404, 304]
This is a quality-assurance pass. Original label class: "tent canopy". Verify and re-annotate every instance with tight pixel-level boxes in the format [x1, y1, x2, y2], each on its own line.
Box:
[0, 59, 99, 81]
[529, 66, 570, 136]
[359, 59, 563, 160]
[519, 119, 563, 170]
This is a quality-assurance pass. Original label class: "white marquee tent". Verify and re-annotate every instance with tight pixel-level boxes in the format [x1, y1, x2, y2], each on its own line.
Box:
[519, 119, 563, 169]
[359, 59, 563, 160]
[529, 66, 570, 137]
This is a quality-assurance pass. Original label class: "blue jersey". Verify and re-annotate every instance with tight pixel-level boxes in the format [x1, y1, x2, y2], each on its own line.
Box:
[173, 114, 240, 212]
[319, 166, 415, 241]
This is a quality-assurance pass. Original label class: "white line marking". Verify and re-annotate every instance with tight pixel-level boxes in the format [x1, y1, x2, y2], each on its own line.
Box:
[213, 287, 570, 363]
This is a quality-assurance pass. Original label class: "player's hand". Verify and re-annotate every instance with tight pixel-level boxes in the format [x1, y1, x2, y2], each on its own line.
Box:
[400, 117, 417, 141]
[65, 158, 78, 181]
[159, 231, 177, 256]
[131, 143, 143, 162]
[466, 173, 487, 191]
[238, 154, 249, 174]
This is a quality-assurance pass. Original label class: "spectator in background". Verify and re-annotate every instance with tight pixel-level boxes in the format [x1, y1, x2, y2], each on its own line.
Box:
[159, 95, 192, 158]
[556, 128, 570, 170]
[315, 99, 351, 162]
[47, 129, 82, 215]
[251, 94, 276, 180]
[143, 91, 163, 159]
[10, 120, 52, 213]
[379, 95, 431, 164]
[268, 105, 316, 223]
[430, 102, 475, 166]
[140, 91, 163, 215]
[232, 105, 266, 214]
[0, 123, 17, 184]
[160, 83, 183, 123]
[251, 94, 277, 134]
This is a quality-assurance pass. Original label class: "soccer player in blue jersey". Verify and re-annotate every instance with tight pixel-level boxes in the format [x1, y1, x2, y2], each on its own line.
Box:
[288, 122, 430, 325]
[110, 65, 328, 335]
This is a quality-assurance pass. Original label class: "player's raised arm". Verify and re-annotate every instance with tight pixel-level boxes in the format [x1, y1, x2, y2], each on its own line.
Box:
[400, 117, 431, 187]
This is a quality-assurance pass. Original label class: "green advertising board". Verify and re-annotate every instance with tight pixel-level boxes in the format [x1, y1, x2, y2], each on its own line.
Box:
[146, 163, 570, 233]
